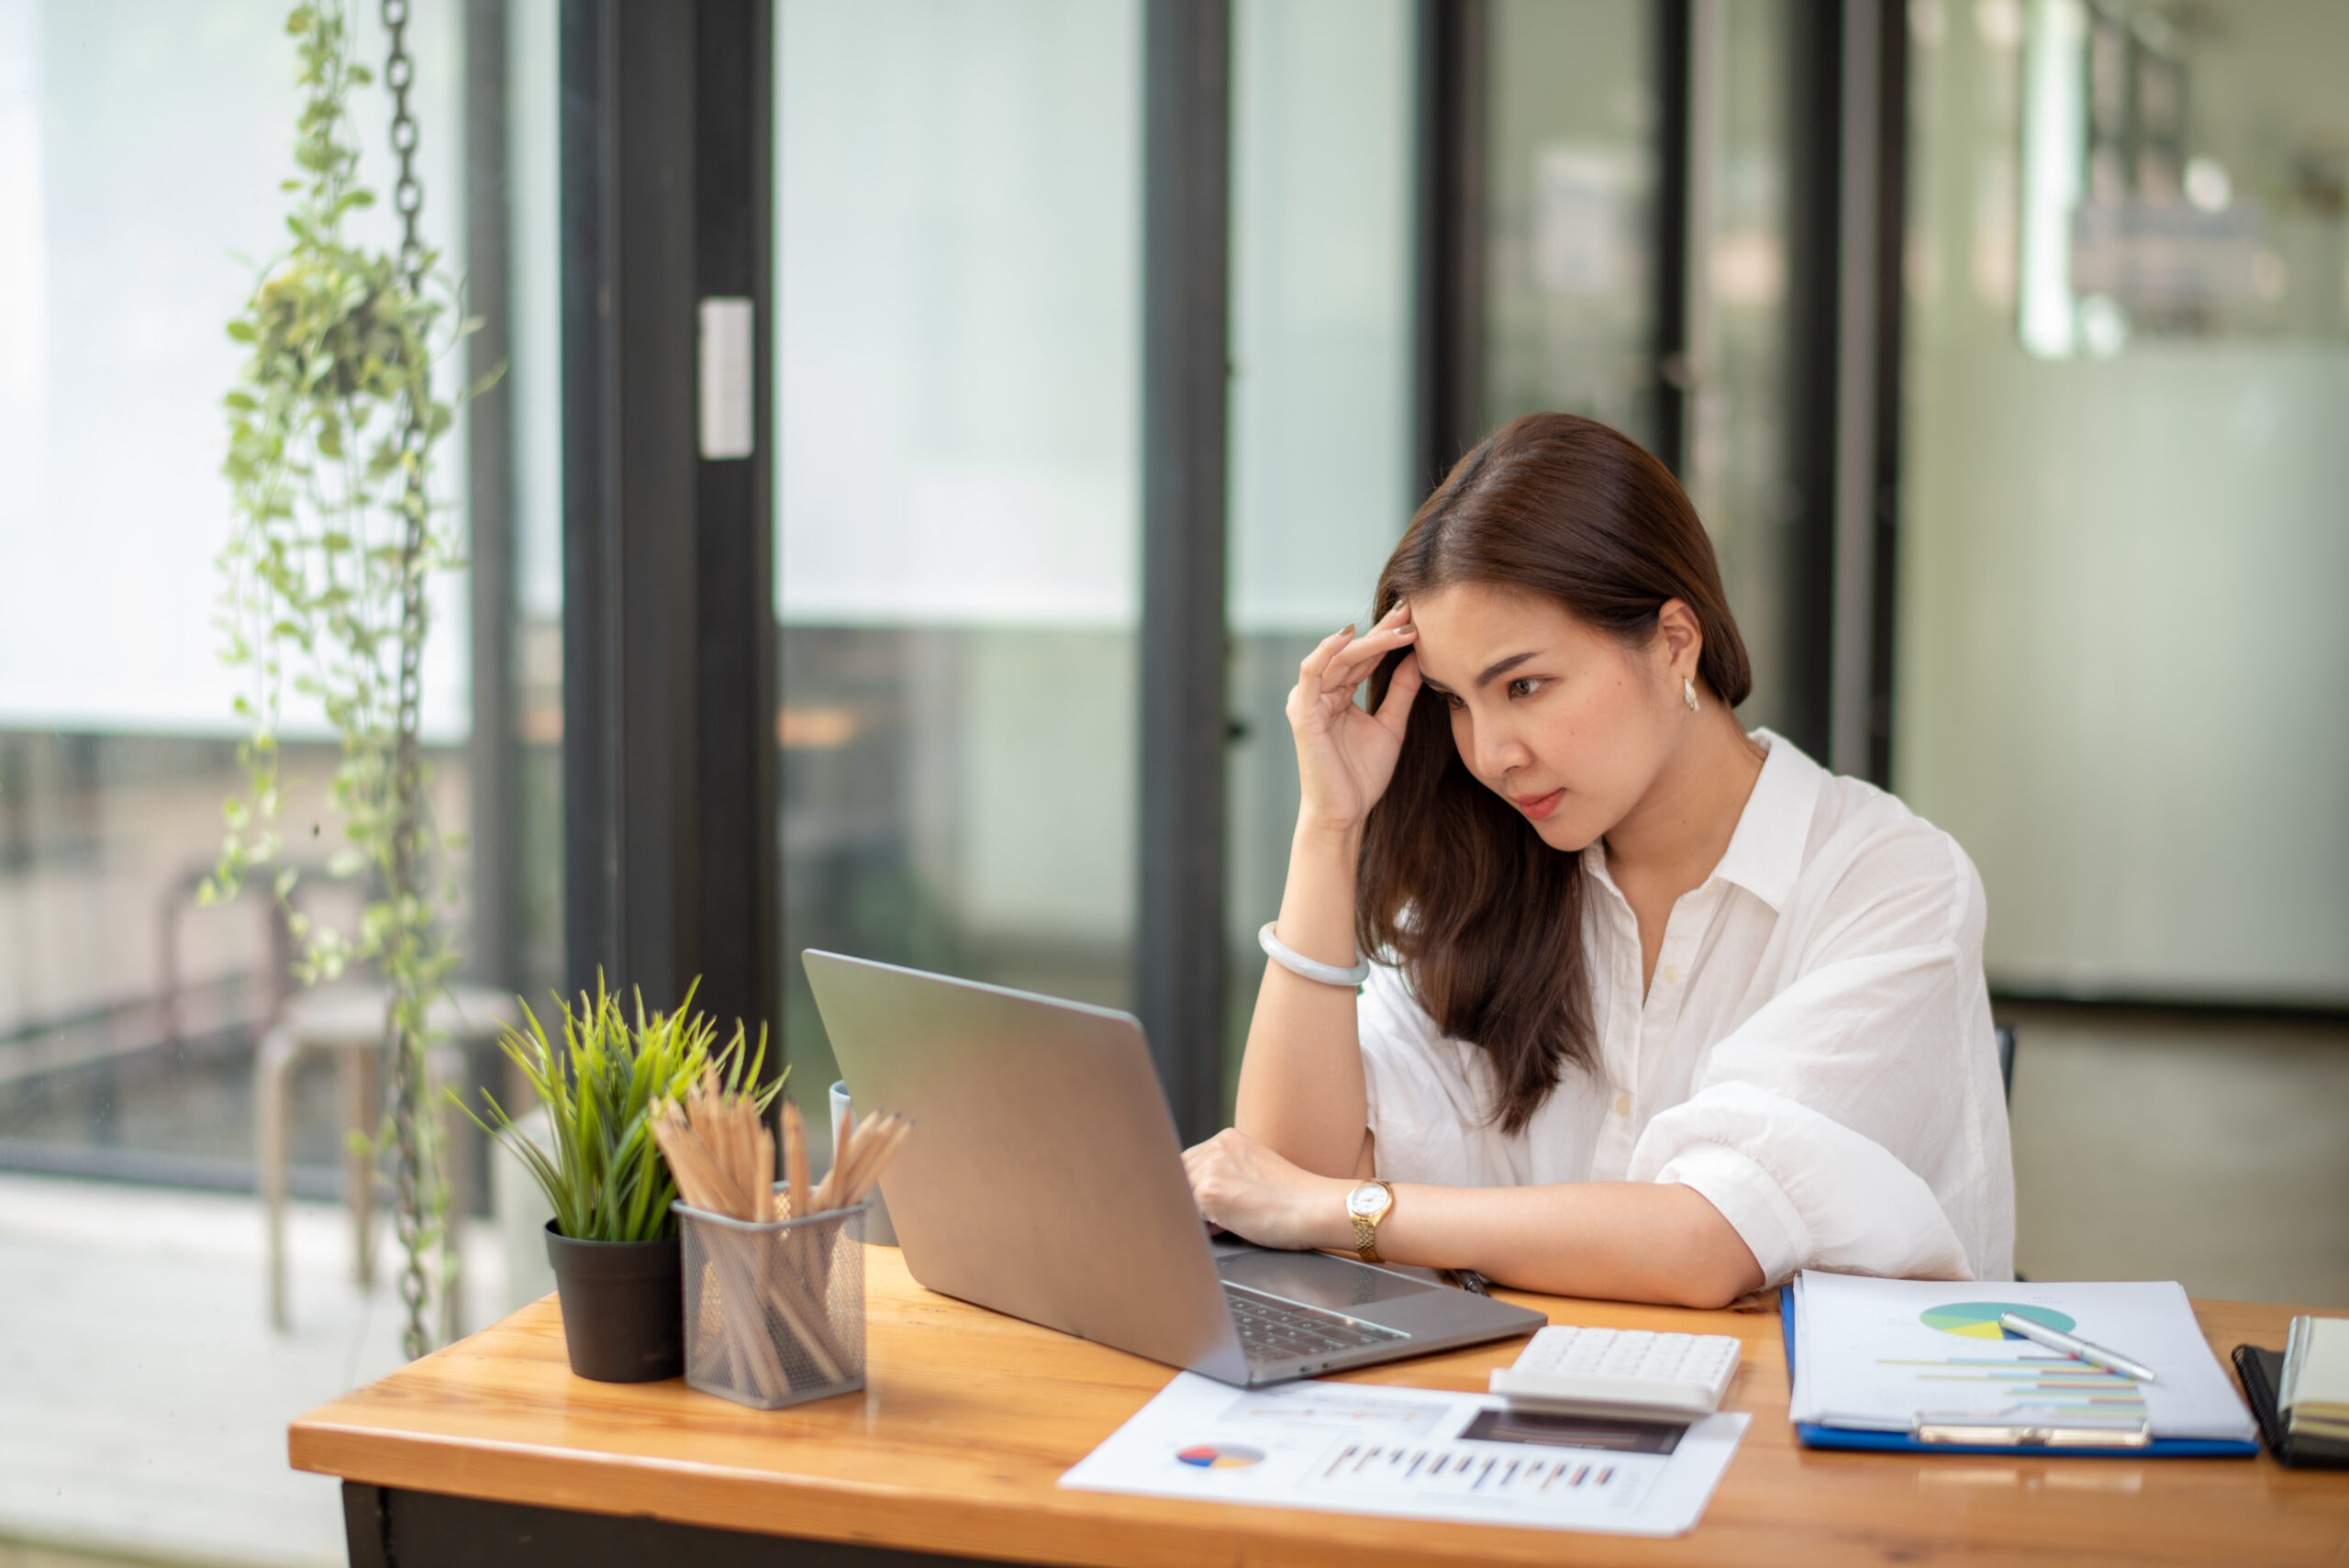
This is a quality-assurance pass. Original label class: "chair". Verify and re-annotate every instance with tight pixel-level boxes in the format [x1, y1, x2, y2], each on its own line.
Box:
[255, 984, 516, 1336]
[1994, 1021, 2021, 1279]
[154, 866, 293, 1053]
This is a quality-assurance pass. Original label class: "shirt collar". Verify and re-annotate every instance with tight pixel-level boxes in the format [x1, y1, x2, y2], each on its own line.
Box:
[1575, 729, 1822, 913]
[1706, 728, 1821, 914]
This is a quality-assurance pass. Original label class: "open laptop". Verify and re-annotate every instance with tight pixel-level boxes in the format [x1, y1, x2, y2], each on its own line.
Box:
[803, 951, 1544, 1386]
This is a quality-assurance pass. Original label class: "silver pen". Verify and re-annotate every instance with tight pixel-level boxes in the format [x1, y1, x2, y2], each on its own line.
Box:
[1998, 1311, 2159, 1384]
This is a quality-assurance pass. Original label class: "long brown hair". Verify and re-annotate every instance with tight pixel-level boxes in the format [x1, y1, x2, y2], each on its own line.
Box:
[1357, 414, 1752, 1133]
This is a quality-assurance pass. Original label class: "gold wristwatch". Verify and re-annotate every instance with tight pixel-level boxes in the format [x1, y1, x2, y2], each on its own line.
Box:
[1345, 1179, 1395, 1262]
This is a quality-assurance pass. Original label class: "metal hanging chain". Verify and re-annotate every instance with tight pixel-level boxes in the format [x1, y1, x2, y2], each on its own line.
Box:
[380, 0, 434, 1363]
[383, 0, 426, 288]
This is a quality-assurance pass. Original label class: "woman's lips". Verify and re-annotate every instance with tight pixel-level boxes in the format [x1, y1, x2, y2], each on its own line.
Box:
[1513, 787, 1565, 821]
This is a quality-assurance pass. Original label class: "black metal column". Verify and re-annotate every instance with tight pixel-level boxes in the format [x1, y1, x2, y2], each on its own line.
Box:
[1136, 0, 1232, 1145]
[1776, 0, 1842, 764]
[1651, 0, 1692, 477]
[691, 0, 779, 1054]
[560, 0, 777, 1040]
[1780, 0, 1907, 781]
[1855, 0, 1908, 788]
[559, 0, 624, 1004]
[1413, 0, 1486, 495]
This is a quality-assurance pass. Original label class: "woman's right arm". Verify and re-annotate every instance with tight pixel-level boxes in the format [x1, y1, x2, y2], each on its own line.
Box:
[1231, 603, 1424, 1180]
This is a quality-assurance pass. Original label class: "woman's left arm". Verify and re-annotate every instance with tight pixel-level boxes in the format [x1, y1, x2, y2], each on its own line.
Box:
[1182, 1129, 1763, 1308]
[1186, 839, 2010, 1301]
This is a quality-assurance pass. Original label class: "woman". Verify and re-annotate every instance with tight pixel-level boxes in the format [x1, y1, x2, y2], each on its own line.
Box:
[1184, 413, 2013, 1307]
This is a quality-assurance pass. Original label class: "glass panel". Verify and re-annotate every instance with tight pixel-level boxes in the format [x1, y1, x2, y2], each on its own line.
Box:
[775, 0, 1143, 1146]
[508, 0, 567, 1001]
[0, 1, 561, 1558]
[1479, 1, 1798, 732]
[1898, 0, 2349, 1000]
[1684, 0, 1798, 735]
[1223, 0, 1419, 1107]
[1220, 3, 1803, 1104]
[1480, 0, 1662, 447]
[0, 0, 508, 1184]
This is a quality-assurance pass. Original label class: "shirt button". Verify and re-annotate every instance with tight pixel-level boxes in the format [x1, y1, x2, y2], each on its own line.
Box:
[1614, 1094, 1631, 1117]
[1661, 963, 1682, 985]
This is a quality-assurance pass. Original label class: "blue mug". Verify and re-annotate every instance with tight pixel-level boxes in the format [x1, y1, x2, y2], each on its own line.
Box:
[828, 1080, 898, 1245]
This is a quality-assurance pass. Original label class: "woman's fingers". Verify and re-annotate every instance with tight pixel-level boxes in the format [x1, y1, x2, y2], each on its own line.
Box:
[1374, 649, 1423, 736]
[1184, 1129, 1253, 1187]
[1317, 623, 1417, 697]
[1294, 626, 1359, 700]
[1184, 1139, 1233, 1225]
[1182, 1133, 1229, 1179]
[1297, 602, 1410, 689]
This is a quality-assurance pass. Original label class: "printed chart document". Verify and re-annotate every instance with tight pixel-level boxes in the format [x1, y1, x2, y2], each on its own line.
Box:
[1787, 1271, 2255, 1440]
[1060, 1373, 1747, 1538]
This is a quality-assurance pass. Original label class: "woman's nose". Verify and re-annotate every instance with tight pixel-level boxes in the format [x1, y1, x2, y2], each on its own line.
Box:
[1471, 717, 1531, 779]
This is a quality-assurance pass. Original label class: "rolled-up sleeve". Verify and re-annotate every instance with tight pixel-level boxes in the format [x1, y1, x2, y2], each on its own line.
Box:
[1626, 832, 2012, 1284]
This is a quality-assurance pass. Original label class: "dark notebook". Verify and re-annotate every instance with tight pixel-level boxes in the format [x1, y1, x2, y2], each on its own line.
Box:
[2232, 1345, 2349, 1469]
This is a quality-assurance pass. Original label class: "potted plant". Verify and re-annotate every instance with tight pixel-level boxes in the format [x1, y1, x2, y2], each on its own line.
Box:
[465, 978, 780, 1382]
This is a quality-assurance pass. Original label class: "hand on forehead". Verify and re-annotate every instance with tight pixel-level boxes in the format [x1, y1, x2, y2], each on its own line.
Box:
[1403, 584, 1602, 694]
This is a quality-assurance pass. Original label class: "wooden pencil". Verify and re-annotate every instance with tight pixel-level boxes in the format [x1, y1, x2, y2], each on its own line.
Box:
[783, 1099, 811, 1220]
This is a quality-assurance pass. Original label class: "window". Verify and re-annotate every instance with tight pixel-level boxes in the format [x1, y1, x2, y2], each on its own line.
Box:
[0, 1, 562, 1558]
[774, 0, 1144, 1142]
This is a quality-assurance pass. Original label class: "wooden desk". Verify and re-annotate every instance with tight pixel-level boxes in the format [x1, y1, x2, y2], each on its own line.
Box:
[292, 1248, 2349, 1567]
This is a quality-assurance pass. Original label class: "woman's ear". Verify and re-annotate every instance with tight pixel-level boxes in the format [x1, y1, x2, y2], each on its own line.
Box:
[1656, 597, 1704, 681]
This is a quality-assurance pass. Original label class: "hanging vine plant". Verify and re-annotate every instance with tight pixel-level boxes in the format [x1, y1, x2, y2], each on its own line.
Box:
[208, 0, 496, 1359]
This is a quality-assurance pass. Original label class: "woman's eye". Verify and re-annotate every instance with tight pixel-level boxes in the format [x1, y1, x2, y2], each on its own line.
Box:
[1507, 677, 1542, 699]
[1442, 693, 1466, 711]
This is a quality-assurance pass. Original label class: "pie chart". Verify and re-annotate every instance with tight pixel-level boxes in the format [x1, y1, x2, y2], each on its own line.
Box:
[1175, 1443, 1264, 1470]
[1920, 1302, 2076, 1340]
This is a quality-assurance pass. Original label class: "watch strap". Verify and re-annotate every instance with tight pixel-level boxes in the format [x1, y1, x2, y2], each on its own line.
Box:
[1347, 1179, 1392, 1263]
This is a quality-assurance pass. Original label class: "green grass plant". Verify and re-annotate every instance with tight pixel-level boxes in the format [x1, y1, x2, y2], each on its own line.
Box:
[462, 975, 782, 1244]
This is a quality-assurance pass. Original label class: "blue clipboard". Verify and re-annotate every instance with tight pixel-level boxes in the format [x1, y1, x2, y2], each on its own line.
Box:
[1780, 1284, 2259, 1458]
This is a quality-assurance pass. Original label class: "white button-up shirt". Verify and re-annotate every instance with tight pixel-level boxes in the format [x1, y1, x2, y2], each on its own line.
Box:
[1356, 730, 2015, 1284]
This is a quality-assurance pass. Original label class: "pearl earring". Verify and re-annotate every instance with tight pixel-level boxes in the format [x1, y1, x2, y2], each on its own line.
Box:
[1683, 677, 1699, 713]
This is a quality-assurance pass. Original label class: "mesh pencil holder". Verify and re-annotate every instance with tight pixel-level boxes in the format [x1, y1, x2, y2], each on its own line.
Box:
[675, 1188, 870, 1409]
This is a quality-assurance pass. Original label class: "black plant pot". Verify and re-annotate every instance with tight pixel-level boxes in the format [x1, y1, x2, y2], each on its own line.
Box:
[543, 1220, 684, 1383]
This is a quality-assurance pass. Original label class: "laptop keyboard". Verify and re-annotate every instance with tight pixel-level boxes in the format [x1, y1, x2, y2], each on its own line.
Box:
[1225, 1285, 1408, 1366]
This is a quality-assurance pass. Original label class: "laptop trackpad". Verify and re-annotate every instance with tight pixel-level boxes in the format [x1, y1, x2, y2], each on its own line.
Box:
[1217, 1249, 1437, 1312]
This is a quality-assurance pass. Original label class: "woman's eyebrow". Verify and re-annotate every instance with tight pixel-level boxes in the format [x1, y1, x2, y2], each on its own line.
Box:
[1475, 651, 1538, 687]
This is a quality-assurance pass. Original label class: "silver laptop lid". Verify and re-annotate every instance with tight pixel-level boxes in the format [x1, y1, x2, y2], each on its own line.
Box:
[802, 950, 1247, 1382]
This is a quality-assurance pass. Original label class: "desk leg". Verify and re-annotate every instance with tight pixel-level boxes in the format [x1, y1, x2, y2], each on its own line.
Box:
[341, 1484, 389, 1568]
[341, 1483, 1041, 1567]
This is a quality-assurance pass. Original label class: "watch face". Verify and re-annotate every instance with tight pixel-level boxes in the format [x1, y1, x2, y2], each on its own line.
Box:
[1347, 1184, 1386, 1218]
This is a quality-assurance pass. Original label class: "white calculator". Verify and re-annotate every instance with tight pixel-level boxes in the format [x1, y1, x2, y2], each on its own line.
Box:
[1487, 1325, 1742, 1423]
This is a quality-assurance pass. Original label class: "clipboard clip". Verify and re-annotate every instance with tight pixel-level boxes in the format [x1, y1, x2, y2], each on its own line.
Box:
[1910, 1409, 2153, 1448]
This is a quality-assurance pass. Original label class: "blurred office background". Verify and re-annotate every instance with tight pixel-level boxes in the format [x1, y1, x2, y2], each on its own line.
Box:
[0, 1, 2344, 1562]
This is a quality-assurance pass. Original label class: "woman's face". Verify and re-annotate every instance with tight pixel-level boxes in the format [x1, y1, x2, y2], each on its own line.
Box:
[1406, 581, 1690, 853]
